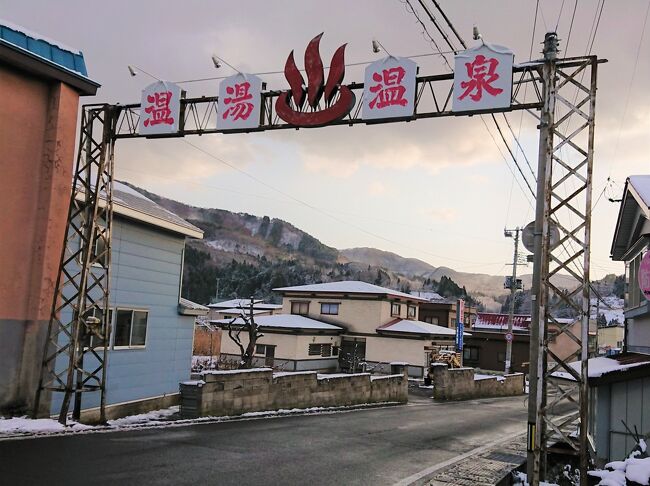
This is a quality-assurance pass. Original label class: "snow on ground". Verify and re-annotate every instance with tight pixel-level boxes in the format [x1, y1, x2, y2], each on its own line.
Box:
[107, 406, 179, 427]
[0, 417, 93, 435]
[588, 439, 650, 485]
[0, 402, 400, 440]
[512, 471, 558, 485]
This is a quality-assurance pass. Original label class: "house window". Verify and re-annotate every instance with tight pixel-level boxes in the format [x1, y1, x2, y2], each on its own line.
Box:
[308, 343, 333, 357]
[391, 303, 401, 316]
[627, 250, 647, 309]
[114, 309, 148, 348]
[255, 344, 266, 355]
[291, 301, 309, 315]
[407, 305, 417, 318]
[92, 226, 109, 267]
[424, 316, 439, 325]
[320, 303, 340, 315]
[463, 346, 479, 361]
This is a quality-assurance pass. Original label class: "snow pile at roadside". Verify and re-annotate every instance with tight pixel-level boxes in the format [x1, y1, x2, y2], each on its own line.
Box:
[107, 406, 179, 427]
[588, 439, 650, 485]
[0, 417, 93, 435]
[0, 401, 400, 439]
[512, 471, 558, 485]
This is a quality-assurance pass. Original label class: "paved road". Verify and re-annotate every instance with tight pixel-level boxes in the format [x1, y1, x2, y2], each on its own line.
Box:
[0, 395, 529, 486]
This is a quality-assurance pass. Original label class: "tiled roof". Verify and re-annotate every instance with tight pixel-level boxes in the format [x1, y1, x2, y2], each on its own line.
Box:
[274, 281, 428, 301]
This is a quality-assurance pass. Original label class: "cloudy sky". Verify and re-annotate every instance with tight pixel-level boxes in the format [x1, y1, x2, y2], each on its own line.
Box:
[4, 0, 650, 278]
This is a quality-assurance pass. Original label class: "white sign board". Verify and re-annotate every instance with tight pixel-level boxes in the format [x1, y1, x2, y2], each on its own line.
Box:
[363, 56, 417, 120]
[217, 73, 262, 130]
[452, 44, 513, 113]
[139, 81, 182, 136]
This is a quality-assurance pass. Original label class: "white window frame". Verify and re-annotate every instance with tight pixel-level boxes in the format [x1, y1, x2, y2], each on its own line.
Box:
[112, 308, 149, 349]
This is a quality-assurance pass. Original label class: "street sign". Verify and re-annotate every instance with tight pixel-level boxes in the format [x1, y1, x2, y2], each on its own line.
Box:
[455, 299, 465, 351]
[639, 251, 650, 301]
[217, 73, 262, 131]
[505, 332, 513, 342]
[363, 56, 417, 121]
[139, 81, 182, 136]
[452, 43, 513, 113]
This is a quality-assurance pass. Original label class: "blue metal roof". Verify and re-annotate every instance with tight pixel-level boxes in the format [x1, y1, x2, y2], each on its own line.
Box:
[0, 23, 88, 76]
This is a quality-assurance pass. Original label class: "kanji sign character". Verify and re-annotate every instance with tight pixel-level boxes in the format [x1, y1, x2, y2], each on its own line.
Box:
[143, 91, 175, 127]
[368, 67, 408, 110]
[458, 54, 503, 102]
[222, 82, 254, 121]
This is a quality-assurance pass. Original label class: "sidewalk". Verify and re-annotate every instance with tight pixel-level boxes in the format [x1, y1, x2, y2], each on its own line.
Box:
[396, 431, 527, 486]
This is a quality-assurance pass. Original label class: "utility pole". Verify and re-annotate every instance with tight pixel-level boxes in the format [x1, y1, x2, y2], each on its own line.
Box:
[215, 278, 220, 302]
[527, 32, 558, 485]
[504, 227, 521, 374]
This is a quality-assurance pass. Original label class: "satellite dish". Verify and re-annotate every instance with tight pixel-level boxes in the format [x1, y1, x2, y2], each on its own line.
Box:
[522, 220, 561, 253]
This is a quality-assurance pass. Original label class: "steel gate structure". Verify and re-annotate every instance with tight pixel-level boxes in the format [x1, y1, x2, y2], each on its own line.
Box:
[33, 32, 603, 485]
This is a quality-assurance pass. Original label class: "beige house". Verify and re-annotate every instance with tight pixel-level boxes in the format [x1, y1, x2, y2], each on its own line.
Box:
[207, 298, 282, 321]
[597, 324, 625, 354]
[273, 281, 463, 376]
[215, 314, 344, 371]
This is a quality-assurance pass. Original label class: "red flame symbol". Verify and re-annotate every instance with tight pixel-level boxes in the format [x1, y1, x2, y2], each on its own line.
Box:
[276, 33, 355, 127]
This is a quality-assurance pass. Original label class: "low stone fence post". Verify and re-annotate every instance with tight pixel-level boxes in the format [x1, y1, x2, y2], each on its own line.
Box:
[180, 368, 408, 419]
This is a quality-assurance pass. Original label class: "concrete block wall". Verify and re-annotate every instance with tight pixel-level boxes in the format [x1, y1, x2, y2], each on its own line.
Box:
[180, 368, 407, 419]
[431, 364, 524, 400]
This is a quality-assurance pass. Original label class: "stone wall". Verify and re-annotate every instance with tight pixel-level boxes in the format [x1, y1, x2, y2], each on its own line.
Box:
[179, 368, 408, 419]
[430, 364, 524, 400]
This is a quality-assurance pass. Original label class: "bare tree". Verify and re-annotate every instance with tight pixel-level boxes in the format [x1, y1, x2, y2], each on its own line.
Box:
[224, 297, 263, 369]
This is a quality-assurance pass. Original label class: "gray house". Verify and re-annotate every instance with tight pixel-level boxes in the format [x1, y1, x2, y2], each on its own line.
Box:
[51, 182, 206, 419]
[553, 175, 650, 464]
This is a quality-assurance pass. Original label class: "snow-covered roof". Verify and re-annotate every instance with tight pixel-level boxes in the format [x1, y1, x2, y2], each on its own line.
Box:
[377, 319, 469, 337]
[213, 314, 344, 332]
[207, 299, 281, 310]
[611, 175, 650, 260]
[629, 175, 650, 209]
[551, 353, 650, 382]
[74, 182, 203, 238]
[178, 297, 209, 316]
[410, 291, 451, 304]
[274, 281, 428, 302]
[0, 19, 99, 95]
[212, 308, 270, 316]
